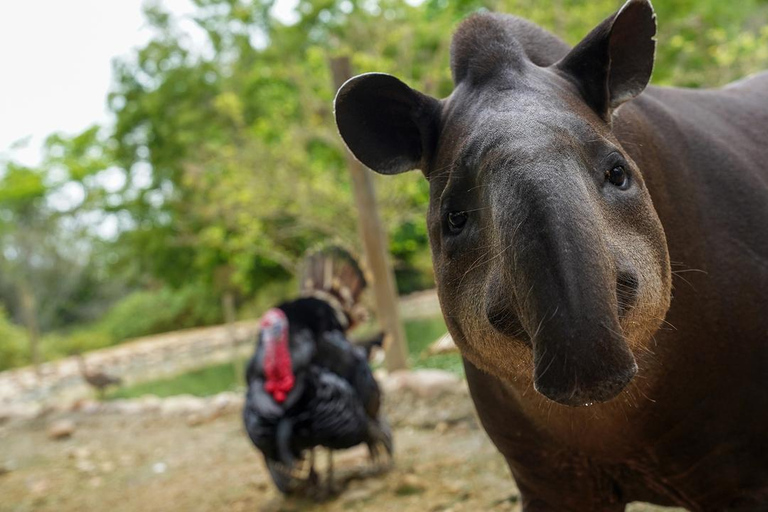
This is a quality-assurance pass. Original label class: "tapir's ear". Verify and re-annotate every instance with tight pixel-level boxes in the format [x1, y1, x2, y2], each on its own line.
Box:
[334, 73, 441, 175]
[556, 0, 656, 120]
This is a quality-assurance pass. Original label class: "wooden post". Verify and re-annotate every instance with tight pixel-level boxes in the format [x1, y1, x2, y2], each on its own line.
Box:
[215, 265, 244, 385]
[330, 56, 409, 371]
[17, 280, 41, 374]
[222, 290, 244, 384]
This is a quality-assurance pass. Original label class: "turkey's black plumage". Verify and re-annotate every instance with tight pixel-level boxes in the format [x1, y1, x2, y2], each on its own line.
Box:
[242, 247, 392, 496]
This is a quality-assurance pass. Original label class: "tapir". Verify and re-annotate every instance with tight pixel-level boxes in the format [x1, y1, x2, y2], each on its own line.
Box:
[334, 0, 768, 510]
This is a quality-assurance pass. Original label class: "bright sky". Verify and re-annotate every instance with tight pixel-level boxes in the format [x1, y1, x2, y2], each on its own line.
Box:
[0, 0, 297, 167]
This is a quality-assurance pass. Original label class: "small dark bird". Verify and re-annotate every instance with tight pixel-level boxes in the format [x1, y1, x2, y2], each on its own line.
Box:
[242, 247, 392, 495]
[76, 354, 122, 398]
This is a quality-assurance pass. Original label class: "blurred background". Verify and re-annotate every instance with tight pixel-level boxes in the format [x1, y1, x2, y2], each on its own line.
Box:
[1, 1, 767, 511]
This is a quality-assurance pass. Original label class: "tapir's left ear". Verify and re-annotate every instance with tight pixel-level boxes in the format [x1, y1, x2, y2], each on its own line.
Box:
[334, 73, 441, 176]
[556, 0, 656, 120]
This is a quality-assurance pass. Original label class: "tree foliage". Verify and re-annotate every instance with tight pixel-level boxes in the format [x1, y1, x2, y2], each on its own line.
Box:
[1, 0, 767, 368]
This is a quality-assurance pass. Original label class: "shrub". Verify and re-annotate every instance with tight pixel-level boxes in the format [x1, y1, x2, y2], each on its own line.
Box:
[41, 328, 114, 360]
[98, 283, 222, 342]
[0, 308, 28, 371]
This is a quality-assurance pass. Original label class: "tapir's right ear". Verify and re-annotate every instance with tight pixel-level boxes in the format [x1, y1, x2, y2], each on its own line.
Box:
[334, 73, 441, 175]
[555, 0, 656, 121]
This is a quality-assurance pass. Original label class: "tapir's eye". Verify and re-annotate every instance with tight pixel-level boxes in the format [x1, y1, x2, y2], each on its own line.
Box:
[606, 165, 629, 188]
[447, 211, 468, 233]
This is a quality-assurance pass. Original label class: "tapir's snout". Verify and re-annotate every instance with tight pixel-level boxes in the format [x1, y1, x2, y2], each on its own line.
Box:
[521, 256, 640, 407]
[492, 179, 640, 406]
[487, 274, 640, 406]
[531, 319, 638, 406]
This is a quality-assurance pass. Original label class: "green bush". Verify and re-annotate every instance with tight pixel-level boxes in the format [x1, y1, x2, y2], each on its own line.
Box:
[98, 283, 222, 342]
[41, 328, 115, 360]
[237, 278, 297, 321]
[0, 308, 28, 371]
[35, 284, 225, 366]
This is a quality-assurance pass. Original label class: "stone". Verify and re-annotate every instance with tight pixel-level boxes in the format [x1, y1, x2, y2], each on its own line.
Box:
[427, 332, 459, 355]
[66, 446, 93, 460]
[75, 459, 96, 473]
[78, 400, 102, 415]
[160, 395, 206, 416]
[136, 395, 163, 413]
[0, 403, 41, 421]
[104, 399, 145, 415]
[186, 395, 240, 426]
[395, 474, 426, 496]
[384, 370, 462, 400]
[26, 477, 49, 494]
[373, 368, 389, 383]
[185, 409, 222, 427]
[210, 391, 242, 412]
[47, 419, 76, 440]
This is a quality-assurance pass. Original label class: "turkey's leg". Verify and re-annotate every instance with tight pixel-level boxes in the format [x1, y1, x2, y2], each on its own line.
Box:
[326, 450, 335, 494]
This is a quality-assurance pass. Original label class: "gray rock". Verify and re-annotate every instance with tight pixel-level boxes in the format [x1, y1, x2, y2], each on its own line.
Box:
[160, 395, 206, 416]
[384, 370, 462, 400]
[427, 332, 459, 355]
[47, 419, 76, 440]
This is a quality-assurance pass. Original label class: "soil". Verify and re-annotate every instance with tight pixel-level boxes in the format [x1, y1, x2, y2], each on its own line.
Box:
[0, 387, 685, 512]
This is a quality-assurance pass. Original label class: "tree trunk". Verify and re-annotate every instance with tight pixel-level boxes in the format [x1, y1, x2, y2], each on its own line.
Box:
[222, 290, 243, 385]
[18, 280, 41, 374]
[329, 56, 410, 372]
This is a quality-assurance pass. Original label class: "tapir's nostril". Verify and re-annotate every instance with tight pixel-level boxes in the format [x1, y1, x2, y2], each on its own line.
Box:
[616, 271, 639, 320]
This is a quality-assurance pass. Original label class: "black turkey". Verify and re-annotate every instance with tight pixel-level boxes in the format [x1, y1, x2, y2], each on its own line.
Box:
[242, 247, 392, 495]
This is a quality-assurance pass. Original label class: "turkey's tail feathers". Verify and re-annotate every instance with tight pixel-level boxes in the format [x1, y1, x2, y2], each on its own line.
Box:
[366, 415, 394, 470]
[300, 245, 368, 327]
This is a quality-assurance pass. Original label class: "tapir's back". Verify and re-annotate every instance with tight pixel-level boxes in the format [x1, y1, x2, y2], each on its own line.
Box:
[636, 71, 768, 180]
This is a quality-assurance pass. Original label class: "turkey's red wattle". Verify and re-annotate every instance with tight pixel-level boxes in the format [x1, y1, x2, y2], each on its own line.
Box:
[260, 308, 294, 403]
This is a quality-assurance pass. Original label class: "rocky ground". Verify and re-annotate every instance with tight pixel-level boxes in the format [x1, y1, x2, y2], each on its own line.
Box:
[0, 371, 681, 512]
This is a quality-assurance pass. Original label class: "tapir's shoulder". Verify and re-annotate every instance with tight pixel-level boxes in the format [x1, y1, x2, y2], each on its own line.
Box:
[721, 70, 768, 93]
[644, 71, 768, 112]
[628, 73, 768, 144]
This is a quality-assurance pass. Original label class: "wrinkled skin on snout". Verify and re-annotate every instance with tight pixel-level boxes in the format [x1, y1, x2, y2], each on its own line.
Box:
[335, 0, 671, 406]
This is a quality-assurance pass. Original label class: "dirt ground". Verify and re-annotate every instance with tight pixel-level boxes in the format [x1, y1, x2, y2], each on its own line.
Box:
[0, 394, 682, 512]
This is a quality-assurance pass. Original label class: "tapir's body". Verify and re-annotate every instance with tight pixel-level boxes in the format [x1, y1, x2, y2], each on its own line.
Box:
[335, 2, 768, 510]
[467, 47, 768, 512]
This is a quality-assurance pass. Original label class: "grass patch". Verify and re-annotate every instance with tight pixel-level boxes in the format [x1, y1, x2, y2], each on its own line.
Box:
[404, 316, 463, 375]
[108, 315, 461, 400]
[403, 316, 449, 355]
[106, 359, 247, 400]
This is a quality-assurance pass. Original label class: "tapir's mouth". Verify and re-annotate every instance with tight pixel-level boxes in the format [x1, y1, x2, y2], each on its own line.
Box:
[484, 312, 638, 406]
[531, 314, 638, 407]
[534, 358, 638, 407]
